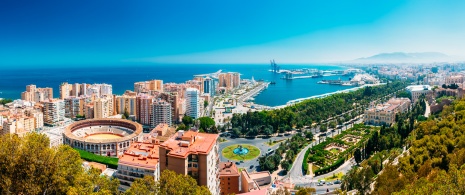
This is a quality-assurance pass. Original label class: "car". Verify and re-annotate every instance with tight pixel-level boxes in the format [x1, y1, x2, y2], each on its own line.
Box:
[334, 180, 341, 184]
[240, 160, 244, 163]
[235, 162, 240, 165]
[250, 165, 254, 169]
[327, 182, 333, 185]
[317, 183, 323, 186]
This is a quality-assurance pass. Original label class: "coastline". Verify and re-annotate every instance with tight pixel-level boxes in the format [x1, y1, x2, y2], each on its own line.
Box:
[254, 83, 385, 110]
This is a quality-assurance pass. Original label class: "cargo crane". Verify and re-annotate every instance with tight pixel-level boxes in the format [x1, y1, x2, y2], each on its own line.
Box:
[270, 59, 280, 73]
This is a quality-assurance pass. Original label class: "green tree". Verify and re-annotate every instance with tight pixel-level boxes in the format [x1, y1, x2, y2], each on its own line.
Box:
[124, 175, 159, 195]
[182, 115, 194, 126]
[198, 117, 215, 132]
[204, 100, 209, 108]
[296, 187, 316, 195]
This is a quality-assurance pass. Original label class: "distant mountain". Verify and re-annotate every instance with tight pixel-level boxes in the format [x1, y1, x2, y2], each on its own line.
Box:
[353, 52, 451, 63]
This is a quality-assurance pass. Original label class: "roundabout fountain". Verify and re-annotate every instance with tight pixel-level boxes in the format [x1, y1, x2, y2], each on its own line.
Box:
[233, 145, 249, 155]
[222, 144, 260, 161]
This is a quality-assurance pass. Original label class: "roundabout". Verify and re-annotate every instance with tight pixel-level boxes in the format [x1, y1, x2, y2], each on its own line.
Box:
[222, 144, 260, 161]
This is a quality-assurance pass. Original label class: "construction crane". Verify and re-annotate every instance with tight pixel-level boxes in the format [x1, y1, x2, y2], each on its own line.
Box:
[270, 59, 280, 73]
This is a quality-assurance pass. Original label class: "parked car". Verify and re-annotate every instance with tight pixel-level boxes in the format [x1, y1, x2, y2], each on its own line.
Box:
[334, 180, 341, 184]
[250, 165, 254, 169]
[327, 182, 333, 185]
[235, 162, 240, 165]
[240, 160, 244, 163]
[317, 183, 323, 186]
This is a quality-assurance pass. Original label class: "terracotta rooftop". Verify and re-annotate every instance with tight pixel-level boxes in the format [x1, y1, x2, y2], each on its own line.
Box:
[160, 130, 219, 158]
[219, 162, 240, 177]
[118, 141, 160, 170]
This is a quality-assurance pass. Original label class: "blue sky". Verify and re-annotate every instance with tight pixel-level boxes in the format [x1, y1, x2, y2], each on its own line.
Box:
[1, 0, 465, 66]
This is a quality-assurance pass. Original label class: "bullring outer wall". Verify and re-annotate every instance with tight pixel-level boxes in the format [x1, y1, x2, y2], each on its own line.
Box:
[64, 118, 143, 157]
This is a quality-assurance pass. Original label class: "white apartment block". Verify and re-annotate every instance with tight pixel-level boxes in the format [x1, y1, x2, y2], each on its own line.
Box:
[42, 99, 65, 126]
[185, 88, 200, 119]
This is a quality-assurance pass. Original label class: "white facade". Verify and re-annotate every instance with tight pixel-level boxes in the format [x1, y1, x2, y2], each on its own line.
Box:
[116, 163, 160, 191]
[406, 85, 432, 103]
[206, 141, 220, 195]
[43, 100, 65, 126]
[185, 88, 200, 119]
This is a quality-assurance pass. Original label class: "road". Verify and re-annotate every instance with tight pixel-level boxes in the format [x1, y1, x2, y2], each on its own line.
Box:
[424, 100, 431, 117]
[286, 117, 363, 194]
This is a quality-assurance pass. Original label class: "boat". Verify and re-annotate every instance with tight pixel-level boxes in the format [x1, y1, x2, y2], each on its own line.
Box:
[317, 81, 328, 84]
[270, 81, 276, 84]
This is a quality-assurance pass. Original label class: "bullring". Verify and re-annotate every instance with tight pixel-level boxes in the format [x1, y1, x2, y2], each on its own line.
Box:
[64, 118, 143, 156]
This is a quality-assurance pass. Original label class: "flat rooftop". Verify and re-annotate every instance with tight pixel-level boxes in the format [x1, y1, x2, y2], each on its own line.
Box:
[160, 130, 218, 158]
[118, 141, 159, 170]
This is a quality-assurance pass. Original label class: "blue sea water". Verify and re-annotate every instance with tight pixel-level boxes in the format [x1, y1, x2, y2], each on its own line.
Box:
[0, 64, 354, 106]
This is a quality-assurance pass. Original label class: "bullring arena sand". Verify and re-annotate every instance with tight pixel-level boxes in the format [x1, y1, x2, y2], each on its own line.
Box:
[85, 133, 123, 140]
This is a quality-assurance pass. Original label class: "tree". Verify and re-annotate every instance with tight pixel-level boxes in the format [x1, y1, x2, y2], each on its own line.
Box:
[204, 100, 209, 108]
[123, 108, 130, 120]
[182, 115, 194, 126]
[354, 149, 362, 165]
[159, 170, 210, 195]
[124, 175, 159, 195]
[198, 117, 215, 132]
[320, 124, 328, 132]
[281, 160, 291, 173]
[305, 131, 313, 140]
[176, 124, 186, 131]
[0, 133, 119, 195]
[296, 187, 316, 195]
[0, 98, 13, 105]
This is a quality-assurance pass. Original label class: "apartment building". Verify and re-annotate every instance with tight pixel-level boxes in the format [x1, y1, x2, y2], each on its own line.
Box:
[116, 91, 137, 118]
[60, 82, 72, 99]
[42, 99, 65, 126]
[134, 80, 163, 94]
[21, 84, 53, 102]
[1, 116, 35, 137]
[185, 88, 200, 119]
[219, 162, 240, 195]
[94, 96, 113, 119]
[136, 94, 154, 126]
[159, 130, 220, 195]
[116, 141, 160, 191]
[218, 72, 240, 90]
[150, 100, 172, 127]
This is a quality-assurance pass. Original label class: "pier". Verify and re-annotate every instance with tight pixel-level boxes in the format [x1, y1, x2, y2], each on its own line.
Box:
[237, 82, 269, 104]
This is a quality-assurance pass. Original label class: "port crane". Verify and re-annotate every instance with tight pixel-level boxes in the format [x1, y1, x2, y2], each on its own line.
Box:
[270, 59, 280, 73]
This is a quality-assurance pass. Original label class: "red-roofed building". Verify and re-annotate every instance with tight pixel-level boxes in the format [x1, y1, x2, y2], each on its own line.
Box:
[159, 130, 220, 195]
[219, 162, 240, 195]
[116, 141, 160, 191]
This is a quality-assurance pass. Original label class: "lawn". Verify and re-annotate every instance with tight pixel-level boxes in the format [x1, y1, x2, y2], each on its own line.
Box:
[324, 172, 344, 182]
[222, 144, 261, 161]
[74, 148, 119, 169]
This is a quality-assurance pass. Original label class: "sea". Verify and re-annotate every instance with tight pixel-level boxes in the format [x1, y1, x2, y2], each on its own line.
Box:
[0, 64, 355, 107]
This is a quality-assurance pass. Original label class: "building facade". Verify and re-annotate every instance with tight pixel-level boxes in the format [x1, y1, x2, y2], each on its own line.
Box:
[185, 88, 200, 119]
[42, 99, 65, 126]
[150, 100, 172, 127]
[219, 162, 240, 195]
[159, 130, 219, 195]
[116, 142, 160, 191]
